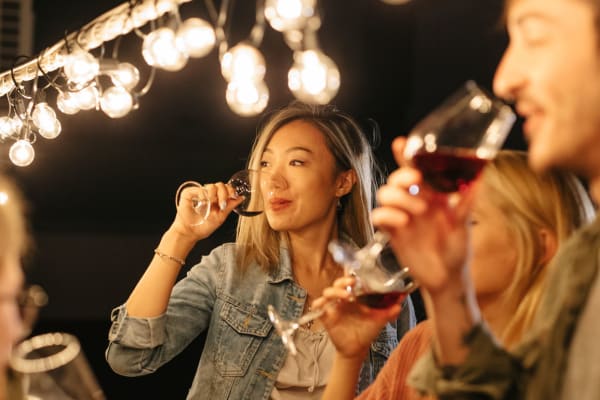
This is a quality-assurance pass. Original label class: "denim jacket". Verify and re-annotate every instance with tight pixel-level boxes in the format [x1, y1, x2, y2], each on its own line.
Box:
[106, 243, 417, 399]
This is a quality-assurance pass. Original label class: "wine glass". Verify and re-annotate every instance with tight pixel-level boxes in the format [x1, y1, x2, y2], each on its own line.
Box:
[403, 80, 515, 193]
[175, 169, 267, 225]
[267, 231, 416, 356]
[10, 332, 106, 400]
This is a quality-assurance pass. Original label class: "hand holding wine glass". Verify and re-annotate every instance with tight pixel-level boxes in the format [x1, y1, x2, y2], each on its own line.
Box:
[268, 232, 416, 356]
[373, 81, 515, 293]
[173, 169, 267, 237]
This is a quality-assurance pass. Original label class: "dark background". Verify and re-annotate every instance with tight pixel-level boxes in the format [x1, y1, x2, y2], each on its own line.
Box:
[2, 1, 524, 398]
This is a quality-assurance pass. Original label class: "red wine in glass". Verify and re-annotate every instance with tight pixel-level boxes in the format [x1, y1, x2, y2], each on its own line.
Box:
[356, 290, 407, 309]
[412, 147, 489, 193]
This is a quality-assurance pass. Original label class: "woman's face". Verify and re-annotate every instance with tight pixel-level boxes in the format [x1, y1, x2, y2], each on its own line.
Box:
[0, 251, 24, 369]
[259, 120, 350, 234]
[469, 184, 518, 302]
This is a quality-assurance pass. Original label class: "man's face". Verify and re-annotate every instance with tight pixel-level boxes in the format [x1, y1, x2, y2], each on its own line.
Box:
[494, 0, 600, 177]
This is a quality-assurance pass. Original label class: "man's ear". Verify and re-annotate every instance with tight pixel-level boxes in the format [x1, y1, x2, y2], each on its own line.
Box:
[336, 169, 357, 197]
[538, 228, 558, 266]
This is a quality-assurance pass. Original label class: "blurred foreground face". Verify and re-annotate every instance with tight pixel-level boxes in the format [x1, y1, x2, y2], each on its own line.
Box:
[0, 253, 24, 369]
[494, 0, 600, 176]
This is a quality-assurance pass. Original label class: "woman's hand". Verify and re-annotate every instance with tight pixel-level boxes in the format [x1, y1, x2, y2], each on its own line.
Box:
[313, 276, 402, 361]
[169, 181, 245, 242]
[372, 137, 478, 296]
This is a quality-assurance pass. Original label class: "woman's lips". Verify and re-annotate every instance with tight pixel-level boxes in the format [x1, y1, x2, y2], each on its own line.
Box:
[269, 198, 291, 211]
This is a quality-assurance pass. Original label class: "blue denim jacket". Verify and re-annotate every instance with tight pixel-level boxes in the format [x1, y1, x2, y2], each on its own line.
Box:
[106, 243, 417, 399]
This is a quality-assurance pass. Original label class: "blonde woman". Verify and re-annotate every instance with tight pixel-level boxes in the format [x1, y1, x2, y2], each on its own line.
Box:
[106, 102, 416, 399]
[316, 150, 595, 400]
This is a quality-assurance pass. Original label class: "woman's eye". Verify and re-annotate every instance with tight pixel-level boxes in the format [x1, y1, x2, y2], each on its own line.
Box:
[290, 160, 304, 166]
[259, 160, 269, 167]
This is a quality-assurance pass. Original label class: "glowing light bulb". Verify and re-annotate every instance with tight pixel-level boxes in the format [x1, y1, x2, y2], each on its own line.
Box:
[57, 91, 81, 114]
[226, 79, 269, 116]
[142, 28, 188, 71]
[380, 0, 412, 4]
[221, 43, 266, 82]
[176, 18, 216, 58]
[32, 102, 57, 131]
[63, 50, 99, 85]
[72, 84, 99, 110]
[288, 49, 340, 104]
[0, 116, 15, 139]
[265, 0, 315, 32]
[110, 62, 140, 90]
[9, 139, 34, 167]
[100, 86, 134, 118]
[38, 119, 62, 140]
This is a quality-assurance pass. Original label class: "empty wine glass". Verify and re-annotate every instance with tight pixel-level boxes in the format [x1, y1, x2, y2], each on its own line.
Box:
[175, 169, 267, 225]
[10, 332, 106, 400]
[268, 231, 416, 356]
[403, 80, 515, 193]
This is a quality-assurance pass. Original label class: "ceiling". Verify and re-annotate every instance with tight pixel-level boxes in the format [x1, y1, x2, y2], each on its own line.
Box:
[2, 0, 522, 235]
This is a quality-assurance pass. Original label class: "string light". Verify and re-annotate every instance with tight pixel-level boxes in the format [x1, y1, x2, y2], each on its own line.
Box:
[0, 0, 411, 167]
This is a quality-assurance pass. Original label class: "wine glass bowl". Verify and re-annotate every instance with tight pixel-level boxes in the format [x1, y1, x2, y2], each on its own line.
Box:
[175, 169, 267, 225]
[268, 232, 416, 356]
[403, 81, 515, 193]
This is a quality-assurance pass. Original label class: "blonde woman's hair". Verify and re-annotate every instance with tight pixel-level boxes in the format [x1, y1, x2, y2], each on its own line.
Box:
[0, 174, 29, 264]
[235, 102, 381, 274]
[482, 150, 595, 349]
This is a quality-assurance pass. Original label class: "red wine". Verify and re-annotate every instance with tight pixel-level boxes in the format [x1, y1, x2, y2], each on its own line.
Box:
[412, 147, 488, 193]
[356, 291, 407, 309]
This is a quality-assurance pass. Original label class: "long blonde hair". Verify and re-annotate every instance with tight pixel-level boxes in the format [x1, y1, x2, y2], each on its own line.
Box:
[482, 150, 595, 349]
[235, 102, 381, 273]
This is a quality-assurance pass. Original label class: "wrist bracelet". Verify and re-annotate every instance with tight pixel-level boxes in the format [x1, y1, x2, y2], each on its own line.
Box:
[154, 248, 186, 266]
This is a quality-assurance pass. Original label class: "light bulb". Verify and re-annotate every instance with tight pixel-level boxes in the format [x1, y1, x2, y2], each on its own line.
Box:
[110, 62, 140, 90]
[63, 49, 99, 85]
[57, 91, 81, 114]
[288, 49, 340, 104]
[142, 27, 188, 71]
[221, 43, 266, 82]
[72, 84, 99, 110]
[100, 86, 134, 118]
[102, 13, 131, 41]
[265, 0, 315, 32]
[131, 2, 159, 28]
[32, 103, 58, 132]
[0, 116, 15, 139]
[226, 79, 269, 116]
[9, 139, 34, 167]
[176, 18, 216, 58]
[38, 119, 61, 140]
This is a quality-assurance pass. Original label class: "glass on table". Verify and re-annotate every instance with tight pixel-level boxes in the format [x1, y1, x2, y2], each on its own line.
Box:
[175, 169, 268, 225]
[268, 231, 416, 356]
[403, 80, 515, 193]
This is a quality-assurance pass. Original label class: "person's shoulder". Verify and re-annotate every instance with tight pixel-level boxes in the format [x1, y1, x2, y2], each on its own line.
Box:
[400, 320, 434, 351]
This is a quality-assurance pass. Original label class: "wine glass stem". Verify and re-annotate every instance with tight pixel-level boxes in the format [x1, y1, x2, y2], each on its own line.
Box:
[296, 307, 326, 326]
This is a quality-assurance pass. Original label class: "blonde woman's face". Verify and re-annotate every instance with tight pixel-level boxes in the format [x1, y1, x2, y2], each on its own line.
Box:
[0, 252, 24, 369]
[468, 185, 518, 302]
[259, 120, 346, 234]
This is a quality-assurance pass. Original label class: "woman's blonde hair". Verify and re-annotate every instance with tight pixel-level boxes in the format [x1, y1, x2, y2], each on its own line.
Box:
[0, 174, 29, 265]
[235, 102, 381, 273]
[482, 150, 595, 349]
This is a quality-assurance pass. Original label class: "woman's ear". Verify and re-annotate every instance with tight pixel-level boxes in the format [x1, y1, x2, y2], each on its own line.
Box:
[336, 169, 357, 197]
[538, 228, 558, 266]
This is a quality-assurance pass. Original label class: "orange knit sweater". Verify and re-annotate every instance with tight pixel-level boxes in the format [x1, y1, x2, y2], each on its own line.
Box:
[356, 320, 434, 400]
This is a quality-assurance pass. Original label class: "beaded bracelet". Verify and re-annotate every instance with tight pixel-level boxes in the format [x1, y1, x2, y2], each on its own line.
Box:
[153, 248, 185, 266]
